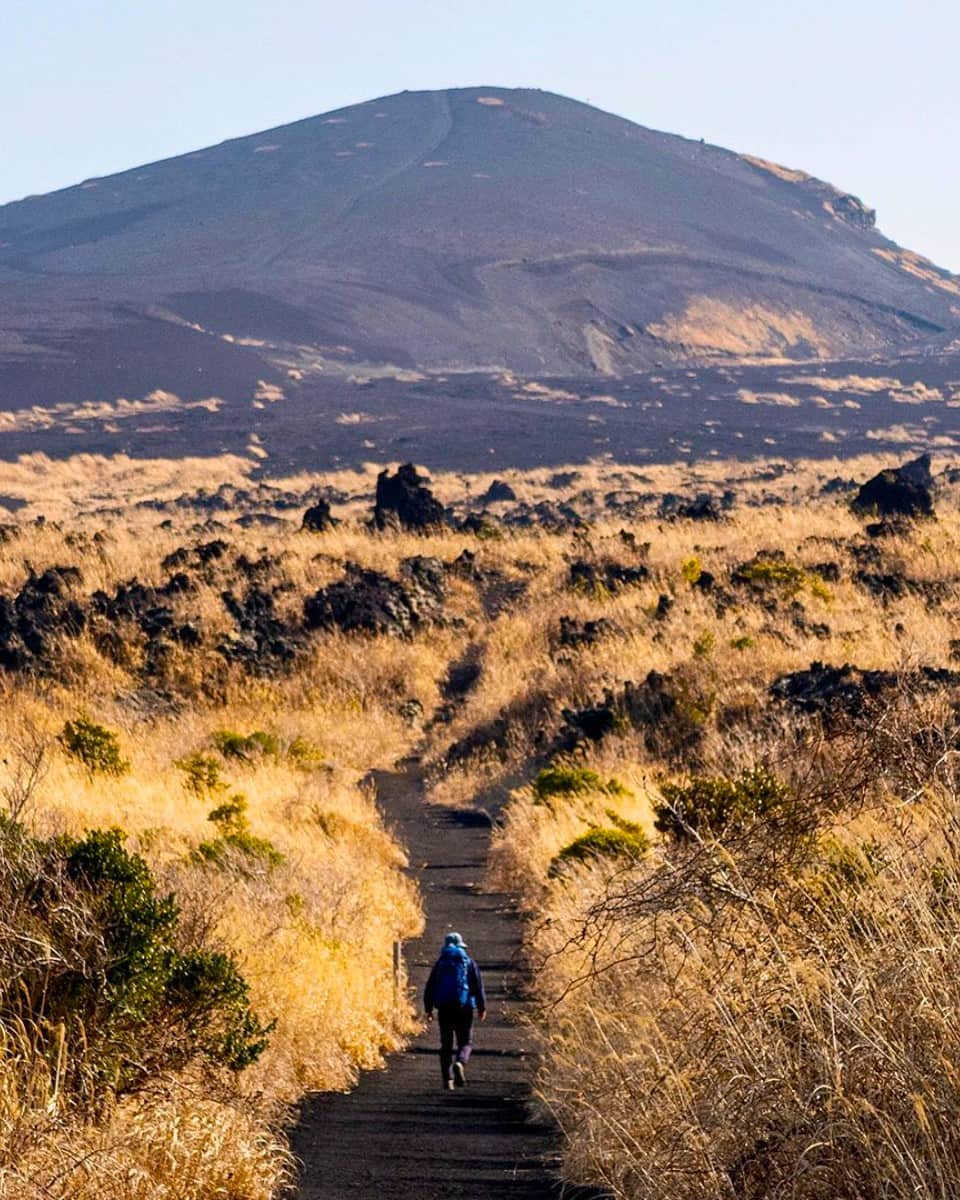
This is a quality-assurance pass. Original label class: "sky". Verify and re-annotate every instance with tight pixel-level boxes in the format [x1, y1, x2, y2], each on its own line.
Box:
[4, 0, 959, 269]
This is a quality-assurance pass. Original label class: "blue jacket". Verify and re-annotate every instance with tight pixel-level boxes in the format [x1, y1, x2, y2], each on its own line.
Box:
[424, 947, 486, 1014]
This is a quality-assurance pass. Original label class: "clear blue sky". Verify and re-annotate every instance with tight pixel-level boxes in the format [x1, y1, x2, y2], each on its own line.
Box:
[5, 0, 959, 269]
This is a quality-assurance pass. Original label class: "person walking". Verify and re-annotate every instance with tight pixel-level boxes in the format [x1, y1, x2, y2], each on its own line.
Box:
[423, 932, 486, 1091]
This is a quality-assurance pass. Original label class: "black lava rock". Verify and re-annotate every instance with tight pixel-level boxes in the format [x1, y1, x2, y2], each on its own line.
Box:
[219, 587, 305, 674]
[304, 557, 445, 637]
[302, 499, 337, 532]
[373, 464, 446, 532]
[771, 660, 960, 718]
[481, 479, 517, 503]
[558, 615, 617, 648]
[569, 560, 649, 592]
[661, 492, 725, 521]
[0, 566, 86, 671]
[852, 454, 935, 519]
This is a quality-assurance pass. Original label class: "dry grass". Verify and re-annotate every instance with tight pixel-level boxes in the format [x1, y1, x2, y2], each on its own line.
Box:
[647, 298, 835, 360]
[0, 516, 461, 1197]
[517, 755, 960, 1199]
[453, 470, 960, 1196]
[1, 448, 957, 1197]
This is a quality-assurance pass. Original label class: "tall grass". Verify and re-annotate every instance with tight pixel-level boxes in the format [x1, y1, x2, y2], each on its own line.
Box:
[0, 450, 957, 1197]
[498, 693, 960, 1198]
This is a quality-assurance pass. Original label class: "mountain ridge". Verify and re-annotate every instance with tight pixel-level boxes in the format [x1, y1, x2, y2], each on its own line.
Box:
[1, 86, 959, 470]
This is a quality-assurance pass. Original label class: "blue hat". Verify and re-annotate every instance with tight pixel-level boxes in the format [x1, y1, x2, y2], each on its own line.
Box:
[443, 932, 466, 948]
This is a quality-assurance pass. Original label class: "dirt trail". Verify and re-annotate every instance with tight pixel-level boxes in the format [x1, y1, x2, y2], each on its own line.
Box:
[291, 758, 594, 1198]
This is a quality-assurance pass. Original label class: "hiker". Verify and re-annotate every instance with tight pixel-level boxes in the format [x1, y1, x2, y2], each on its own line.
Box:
[423, 931, 486, 1091]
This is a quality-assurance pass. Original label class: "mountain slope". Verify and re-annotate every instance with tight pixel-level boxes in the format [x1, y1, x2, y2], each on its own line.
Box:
[2, 86, 959, 404]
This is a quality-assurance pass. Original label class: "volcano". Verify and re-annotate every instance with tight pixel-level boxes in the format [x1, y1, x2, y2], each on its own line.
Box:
[1, 86, 959, 469]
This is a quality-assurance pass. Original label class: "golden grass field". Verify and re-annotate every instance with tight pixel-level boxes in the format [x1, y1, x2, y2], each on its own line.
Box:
[1, 447, 958, 1198]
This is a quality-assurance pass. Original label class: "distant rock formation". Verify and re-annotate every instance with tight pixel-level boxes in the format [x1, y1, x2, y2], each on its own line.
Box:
[853, 454, 935, 519]
[373, 464, 446, 532]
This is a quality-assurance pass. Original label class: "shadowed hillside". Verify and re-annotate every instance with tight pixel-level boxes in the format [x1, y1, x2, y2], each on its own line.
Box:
[2, 87, 960, 468]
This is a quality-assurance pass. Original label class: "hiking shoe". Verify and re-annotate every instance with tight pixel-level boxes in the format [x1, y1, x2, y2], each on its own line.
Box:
[444, 1079, 455, 1091]
[453, 1062, 466, 1088]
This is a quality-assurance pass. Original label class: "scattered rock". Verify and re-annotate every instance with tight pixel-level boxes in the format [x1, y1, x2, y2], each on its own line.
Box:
[569, 560, 649, 592]
[792, 609, 831, 640]
[442, 646, 483, 701]
[655, 593, 674, 620]
[399, 698, 425, 726]
[771, 660, 960, 718]
[559, 670, 704, 759]
[373, 464, 446, 532]
[481, 479, 517, 503]
[302, 499, 337, 532]
[443, 714, 512, 766]
[459, 512, 500, 537]
[810, 561, 841, 583]
[447, 549, 527, 618]
[141, 480, 339, 518]
[478, 572, 528, 619]
[304, 557, 445, 637]
[865, 518, 913, 539]
[849, 540, 883, 569]
[441, 691, 553, 767]
[162, 539, 230, 573]
[219, 587, 305, 674]
[235, 513, 289, 529]
[548, 471, 580, 490]
[558, 616, 617, 648]
[855, 572, 946, 606]
[450, 549, 482, 580]
[0, 567, 86, 671]
[660, 492, 730, 521]
[821, 476, 857, 495]
[234, 552, 284, 581]
[852, 454, 935, 520]
[503, 500, 584, 529]
[560, 700, 617, 743]
[603, 489, 658, 515]
[855, 572, 910, 601]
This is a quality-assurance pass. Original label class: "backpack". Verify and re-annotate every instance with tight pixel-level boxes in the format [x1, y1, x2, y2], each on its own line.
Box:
[433, 946, 471, 1006]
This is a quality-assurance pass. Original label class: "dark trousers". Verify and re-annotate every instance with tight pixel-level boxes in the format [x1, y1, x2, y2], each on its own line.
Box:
[437, 1003, 474, 1082]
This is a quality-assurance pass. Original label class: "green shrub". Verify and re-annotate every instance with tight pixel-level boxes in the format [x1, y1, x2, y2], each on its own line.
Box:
[655, 767, 791, 841]
[175, 752, 226, 797]
[0, 824, 271, 1096]
[735, 557, 807, 595]
[470, 516, 503, 540]
[549, 825, 649, 876]
[211, 729, 280, 762]
[681, 555, 703, 584]
[815, 836, 883, 892]
[692, 629, 715, 658]
[287, 736, 325, 768]
[605, 810, 646, 837]
[931, 857, 960, 908]
[734, 554, 832, 602]
[533, 765, 628, 804]
[730, 635, 754, 651]
[196, 794, 284, 872]
[206, 795, 244, 823]
[59, 717, 130, 778]
[805, 837, 886, 938]
[164, 949, 273, 1071]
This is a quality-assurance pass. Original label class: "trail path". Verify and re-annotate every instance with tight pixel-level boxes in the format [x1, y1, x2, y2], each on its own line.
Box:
[291, 757, 590, 1198]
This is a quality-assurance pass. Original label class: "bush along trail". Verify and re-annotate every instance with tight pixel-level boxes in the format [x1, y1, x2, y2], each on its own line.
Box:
[290, 757, 600, 1199]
